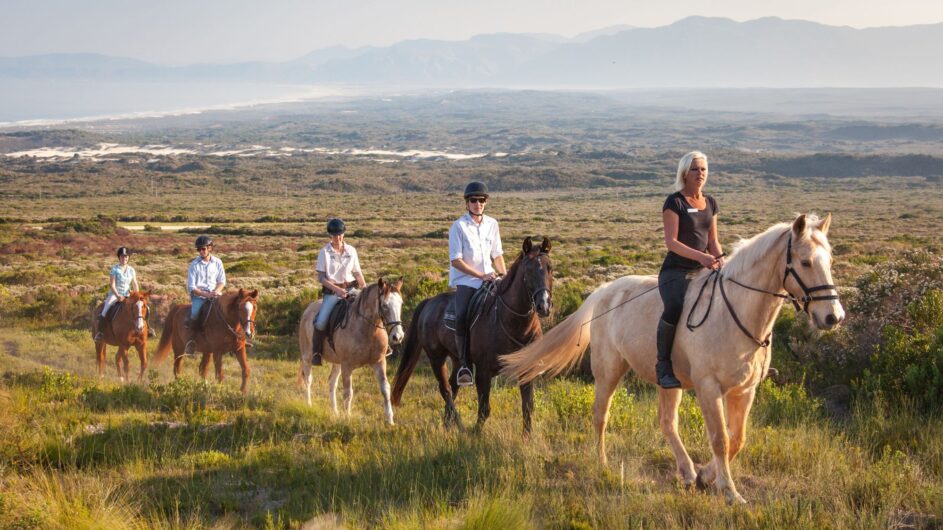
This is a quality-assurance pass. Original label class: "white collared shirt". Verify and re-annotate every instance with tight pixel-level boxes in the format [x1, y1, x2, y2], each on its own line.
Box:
[448, 212, 503, 288]
[316, 242, 362, 283]
[187, 255, 226, 295]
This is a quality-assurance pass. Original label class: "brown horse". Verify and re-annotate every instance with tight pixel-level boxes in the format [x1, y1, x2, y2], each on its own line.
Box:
[92, 290, 151, 382]
[391, 237, 553, 432]
[298, 278, 405, 424]
[155, 289, 259, 395]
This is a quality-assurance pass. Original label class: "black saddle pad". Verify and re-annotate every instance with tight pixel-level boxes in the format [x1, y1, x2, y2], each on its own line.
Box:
[444, 283, 492, 331]
[104, 300, 123, 322]
[197, 298, 214, 323]
[327, 296, 354, 335]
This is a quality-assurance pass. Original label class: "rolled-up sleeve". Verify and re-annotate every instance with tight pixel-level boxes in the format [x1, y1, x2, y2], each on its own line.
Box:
[491, 224, 504, 259]
[351, 248, 362, 275]
[186, 261, 197, 294]
[215, 260, 226, 287]
[448, 222, 464, 261]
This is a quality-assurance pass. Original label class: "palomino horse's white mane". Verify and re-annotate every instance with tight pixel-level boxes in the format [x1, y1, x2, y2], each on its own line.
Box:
[721, 214, 828, 280]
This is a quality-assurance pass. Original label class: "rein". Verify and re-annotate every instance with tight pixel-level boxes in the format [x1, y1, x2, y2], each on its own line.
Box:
[212, 297, 254, 346]
[353, 287, 401, 332]
[489, 255, 551, 348]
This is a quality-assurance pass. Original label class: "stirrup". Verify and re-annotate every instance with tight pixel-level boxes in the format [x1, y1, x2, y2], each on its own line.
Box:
[184, 340, 197, 356]
[457, 366, 474, 386]
[93, 332, 104, 342]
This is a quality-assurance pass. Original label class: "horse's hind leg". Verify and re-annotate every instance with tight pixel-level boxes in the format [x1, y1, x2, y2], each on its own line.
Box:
[658, 387, 697, 487]
[695, 379, 746, 504]
[474, 368, 492, 431]
[327, 364, 341, 415]
[96, 343, 107, 379]
[233, 348, 250, 396]
[592, 353, 628, 466]
[519, 381, 534, 434]
[341, 365, 354, 416]
[373, 358, 394, 426]
[214, 352, 225, 384]
[431, 356, 461, 428]
[199, 352, 212, 382]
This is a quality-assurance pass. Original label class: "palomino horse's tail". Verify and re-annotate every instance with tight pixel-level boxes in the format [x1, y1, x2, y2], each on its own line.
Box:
[154, 304, 183, 364]
[390, 298, 428, 407]
[501, 283, 610, 384]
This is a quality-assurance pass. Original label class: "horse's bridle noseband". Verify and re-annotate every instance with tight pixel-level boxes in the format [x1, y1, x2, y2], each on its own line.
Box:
[782, 235, 841, 313]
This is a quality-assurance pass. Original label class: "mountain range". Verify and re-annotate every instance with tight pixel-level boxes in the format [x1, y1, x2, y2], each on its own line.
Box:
[2, 17, 941, 88]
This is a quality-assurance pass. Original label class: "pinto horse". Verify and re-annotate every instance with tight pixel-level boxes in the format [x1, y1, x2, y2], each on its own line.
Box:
[503, 215, 844, 504]
[92, 290, 151, 382]
[392, 237, 553, 432]
[298, 278, 405, 425]
[155, 289, 259, 395]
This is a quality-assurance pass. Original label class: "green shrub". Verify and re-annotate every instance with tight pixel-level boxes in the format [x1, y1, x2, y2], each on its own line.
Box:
[753, 379, 823, 426]
[257, 286, 320, 335]
[227, 258, 273, 274]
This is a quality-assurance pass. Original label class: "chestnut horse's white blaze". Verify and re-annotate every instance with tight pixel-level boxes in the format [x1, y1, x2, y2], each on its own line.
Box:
[243, 301, 256, 337]
[135, 300, 146, 332]
[503, 214, 843, 504]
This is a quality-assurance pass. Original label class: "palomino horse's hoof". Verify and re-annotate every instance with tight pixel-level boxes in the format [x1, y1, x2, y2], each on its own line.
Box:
[694, 468, 712, 491]
[725, 491, 748, 505]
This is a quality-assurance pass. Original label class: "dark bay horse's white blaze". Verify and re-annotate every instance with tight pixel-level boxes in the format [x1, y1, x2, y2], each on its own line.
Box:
[298, 278, 404, 425]
[503, 214, 843, 504]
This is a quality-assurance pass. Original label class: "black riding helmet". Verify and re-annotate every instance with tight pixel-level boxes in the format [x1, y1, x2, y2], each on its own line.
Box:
[116, 247, 130, 257]
[463, 181, 489, 199]
[327, 218, 346, 235]
[194, 235, 213, 249]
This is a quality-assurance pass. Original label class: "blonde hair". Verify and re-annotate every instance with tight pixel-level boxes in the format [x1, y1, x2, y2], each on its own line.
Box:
[674, 151, 708, 191]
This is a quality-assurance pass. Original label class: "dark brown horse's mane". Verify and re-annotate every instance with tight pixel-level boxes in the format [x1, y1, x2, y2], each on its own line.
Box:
[496, 250, 542, 295]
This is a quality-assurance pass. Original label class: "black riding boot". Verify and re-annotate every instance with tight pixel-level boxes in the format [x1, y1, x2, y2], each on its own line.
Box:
[655, 319, 682, 389]
[184, 316, 199, 355]
[311, 325, 327, 366]
[92, 314, 104, 342]
[455, 333, 473, 386]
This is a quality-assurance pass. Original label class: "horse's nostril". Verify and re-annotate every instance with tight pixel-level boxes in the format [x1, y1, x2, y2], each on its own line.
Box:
[825, 313, 837, 326]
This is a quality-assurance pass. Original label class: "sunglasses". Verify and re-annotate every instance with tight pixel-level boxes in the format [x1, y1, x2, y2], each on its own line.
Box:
[467, 197, 487, 204]
[197, 246, 211, 251]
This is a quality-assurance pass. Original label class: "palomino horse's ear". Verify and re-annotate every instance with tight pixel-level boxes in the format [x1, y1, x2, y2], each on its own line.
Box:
[393, 278, 403, 292]
[522, 237, 533, 253]
[817, 213, 832, 235]
[540, 237, 552, 254]
[792, 214, 808, 238]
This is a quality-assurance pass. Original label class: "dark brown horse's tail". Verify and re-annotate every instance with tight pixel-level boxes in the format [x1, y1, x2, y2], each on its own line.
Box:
[154, 304, 182, 364]
[501, 282, 609, 384]
[391, 299, 428, 407]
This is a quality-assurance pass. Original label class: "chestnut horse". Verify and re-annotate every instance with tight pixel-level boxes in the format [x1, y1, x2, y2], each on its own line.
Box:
[298, 278, 405, 425]
[391, 237, 553, 432]
[92, 290, 151, 382]
[155, 289, 259, 394]
[503, 215, 844, 504]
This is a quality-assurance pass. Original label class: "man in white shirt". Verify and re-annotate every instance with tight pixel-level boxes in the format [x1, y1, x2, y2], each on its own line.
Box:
[449, 181, 506, 386]
[312, 218, 367, 365]
[185, 235, 226, 354]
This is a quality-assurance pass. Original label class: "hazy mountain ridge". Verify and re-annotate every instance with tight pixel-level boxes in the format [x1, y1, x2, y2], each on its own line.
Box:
[2, 17, 942, 87]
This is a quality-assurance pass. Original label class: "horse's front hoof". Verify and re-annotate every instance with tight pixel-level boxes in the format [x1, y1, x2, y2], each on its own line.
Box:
[695, 468, 712, 491]
[725, 491, 747, 505]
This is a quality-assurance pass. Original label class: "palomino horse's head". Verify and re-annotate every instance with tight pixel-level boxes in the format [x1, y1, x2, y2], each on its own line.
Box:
[378, 277, 405, 345]
[127, 291, 150, 333]
[235, 289, 259, 339]
[784, 213, 845, 331]
[520, 237, 554, 317]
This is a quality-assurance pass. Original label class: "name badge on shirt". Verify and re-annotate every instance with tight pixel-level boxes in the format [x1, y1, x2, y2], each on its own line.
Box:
[686, 208, 699, 213]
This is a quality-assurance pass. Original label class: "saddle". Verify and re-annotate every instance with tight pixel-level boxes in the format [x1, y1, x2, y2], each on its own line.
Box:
[444, 282, 493, 331]
[316, 292, 358, 350]
[103, 300, 123, 323]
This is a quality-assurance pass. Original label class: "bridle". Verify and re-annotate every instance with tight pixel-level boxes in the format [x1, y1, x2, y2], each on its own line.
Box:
[213, 297, 256, 341]
[355, 286, 402, 333]
[493, 252, 552, 347]
[688, 233, 840, 347]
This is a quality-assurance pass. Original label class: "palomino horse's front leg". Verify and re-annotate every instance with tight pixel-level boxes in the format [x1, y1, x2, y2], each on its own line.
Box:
[657, 387, 697, 487]
[341, 365, 354, 416]
[695, 379, 747, 504]
[725, 387, 757, 462]
[373, 359, 394, 426]
[327, 364, 341, 414]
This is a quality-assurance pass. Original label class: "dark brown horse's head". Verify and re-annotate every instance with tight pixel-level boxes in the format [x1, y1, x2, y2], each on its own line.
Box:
[378, 277, 406, 345]
[519, 236, 554, 317]
[234, 288, 259, 338]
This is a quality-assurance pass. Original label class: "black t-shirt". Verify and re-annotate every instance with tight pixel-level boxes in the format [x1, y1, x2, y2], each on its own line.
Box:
[661, 191, 718, 270]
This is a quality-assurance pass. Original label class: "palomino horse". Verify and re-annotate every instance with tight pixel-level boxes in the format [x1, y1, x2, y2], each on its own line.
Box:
[392, 237, 553, 432]
[155, 289, 259, 395]
[92, 290, 151, 381]
[298, 278, 405, 425]
[503, 215, 844, 504]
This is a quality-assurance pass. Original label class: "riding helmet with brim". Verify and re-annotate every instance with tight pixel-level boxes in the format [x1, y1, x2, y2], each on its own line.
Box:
[463, 181, 489, 199]
[327, 218, 346, 235]
[195, 235, 213, 249]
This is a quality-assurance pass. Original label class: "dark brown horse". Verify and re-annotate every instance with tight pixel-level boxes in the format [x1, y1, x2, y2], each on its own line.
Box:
[92, 290, 151, 382]
[391, 237, 553, 432]
[155, 289, 259, 395]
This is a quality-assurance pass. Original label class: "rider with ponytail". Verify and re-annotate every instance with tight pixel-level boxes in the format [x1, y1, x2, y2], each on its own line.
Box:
[656, 152, 724, 388]
[93, 246, 139, 341]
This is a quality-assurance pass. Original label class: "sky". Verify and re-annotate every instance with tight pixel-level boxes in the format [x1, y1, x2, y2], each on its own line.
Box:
[2, 0, 942, 65]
